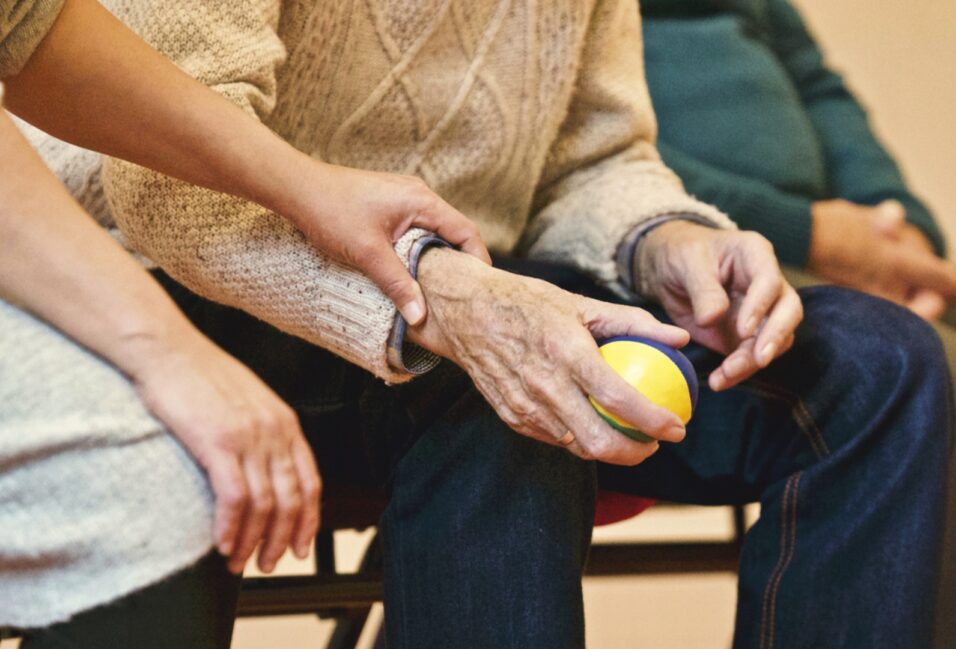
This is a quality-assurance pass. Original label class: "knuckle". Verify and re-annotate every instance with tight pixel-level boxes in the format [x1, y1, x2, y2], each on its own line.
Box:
[252, 493, 276, 516]
[582, 434, 613, 460]
[276, 492, 303, 515]
[302, 477, 321, 502]
[222, 485, 249, 509]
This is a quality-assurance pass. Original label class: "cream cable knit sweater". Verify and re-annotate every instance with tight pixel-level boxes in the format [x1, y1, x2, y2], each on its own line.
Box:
[28, 0, 734, 384]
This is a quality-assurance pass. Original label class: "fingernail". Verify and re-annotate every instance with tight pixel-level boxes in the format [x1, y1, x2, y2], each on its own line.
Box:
[400, 300, 425, 326]
[219, 541, 233, 556]
[667, 423, 686, 441]
[760, 342, 777, 365]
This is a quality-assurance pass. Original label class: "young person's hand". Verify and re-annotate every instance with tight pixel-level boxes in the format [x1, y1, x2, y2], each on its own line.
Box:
[278, 164, 491, 326]
[124, 331, 321, 575]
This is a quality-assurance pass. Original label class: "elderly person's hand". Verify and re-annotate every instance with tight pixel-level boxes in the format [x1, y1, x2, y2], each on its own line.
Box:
[406, 248, 690, 466]
[634, 222, 804, 392]
[809, 199, 956, 320]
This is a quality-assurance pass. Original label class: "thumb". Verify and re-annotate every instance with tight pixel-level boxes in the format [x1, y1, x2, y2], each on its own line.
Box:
[363, 242, 428, 325]
[872, 200, 906, 238]
[682, 253, 731, 326]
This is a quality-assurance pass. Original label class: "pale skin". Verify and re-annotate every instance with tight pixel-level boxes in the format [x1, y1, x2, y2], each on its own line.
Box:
[408, 220, 803, 465]
[1, 0, 488, 574]
[809, 199, 956, 321]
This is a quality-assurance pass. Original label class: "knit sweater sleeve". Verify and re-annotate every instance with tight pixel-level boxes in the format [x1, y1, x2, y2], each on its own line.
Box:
[101, 0, 429, 383]
[0, 0, 64, 78]
[766, 0, 946, 257]
[520, 0, 736, 296]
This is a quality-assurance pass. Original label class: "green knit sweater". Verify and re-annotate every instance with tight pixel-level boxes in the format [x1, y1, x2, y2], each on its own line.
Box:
[640, 0, 945, 265]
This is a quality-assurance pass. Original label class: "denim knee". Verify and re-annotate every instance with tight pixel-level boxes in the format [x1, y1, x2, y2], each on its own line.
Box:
[793, 286, 951, 451]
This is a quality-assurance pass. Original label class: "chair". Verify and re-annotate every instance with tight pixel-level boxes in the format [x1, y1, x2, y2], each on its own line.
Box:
[237, 487, 747, 649]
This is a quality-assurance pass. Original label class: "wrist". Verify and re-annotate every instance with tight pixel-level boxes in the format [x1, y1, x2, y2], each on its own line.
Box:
[405, 246, 492, 353]
[110, 310, 207, 384]
[634, 220, 711, 298]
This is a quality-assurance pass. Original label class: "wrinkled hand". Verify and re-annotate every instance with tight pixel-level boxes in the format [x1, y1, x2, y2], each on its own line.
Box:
[128, 332, 321, 575]
[284, 163, 491, 325]
[635, 221, 803, 392]
[809, 199, 956, 320]
[406, 248, 691, 466]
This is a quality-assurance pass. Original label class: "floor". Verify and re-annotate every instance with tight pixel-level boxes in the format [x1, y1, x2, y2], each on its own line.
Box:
[0, 505, 747, 649]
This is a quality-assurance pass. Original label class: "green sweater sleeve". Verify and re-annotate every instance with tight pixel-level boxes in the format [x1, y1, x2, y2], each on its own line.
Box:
[765, 0, 946, 257]
[656, 140, 814, 266]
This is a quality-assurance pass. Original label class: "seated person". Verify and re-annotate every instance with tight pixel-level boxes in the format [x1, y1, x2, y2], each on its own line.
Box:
[0, 0, 484, 644]
[25, 0, 953, 647]
[639, 1, 956, 644]
[639, 0, 956, 317]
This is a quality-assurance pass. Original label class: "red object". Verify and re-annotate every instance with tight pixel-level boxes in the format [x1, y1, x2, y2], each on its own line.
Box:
[594, 490, 655, 526]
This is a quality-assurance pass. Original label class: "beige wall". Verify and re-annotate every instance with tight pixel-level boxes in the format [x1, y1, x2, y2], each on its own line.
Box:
[791, 0, 956, 250]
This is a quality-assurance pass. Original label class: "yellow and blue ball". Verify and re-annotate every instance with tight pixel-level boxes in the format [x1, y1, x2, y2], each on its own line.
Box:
[589, 336, 699, 443]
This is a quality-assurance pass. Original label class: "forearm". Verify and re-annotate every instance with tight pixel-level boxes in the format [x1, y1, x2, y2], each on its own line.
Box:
[0, 111, 200, 379]
[1, 0, 314, 227]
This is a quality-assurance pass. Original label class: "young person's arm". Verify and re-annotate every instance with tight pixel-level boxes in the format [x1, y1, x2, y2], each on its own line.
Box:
[0, 108, 319, 575]
[2, 0, 487, 327]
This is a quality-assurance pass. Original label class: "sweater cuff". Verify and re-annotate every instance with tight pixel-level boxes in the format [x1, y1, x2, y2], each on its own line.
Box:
[0, 0, 66, 79]
[386, 235, 449, 376]
[615, 213, 721, 293]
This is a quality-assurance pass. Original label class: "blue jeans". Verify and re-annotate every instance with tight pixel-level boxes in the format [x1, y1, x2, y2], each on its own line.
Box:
[156, 269, 951, 649]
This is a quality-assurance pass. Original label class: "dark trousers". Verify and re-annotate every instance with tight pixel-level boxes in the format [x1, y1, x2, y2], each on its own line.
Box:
[25, 262, 952, 648]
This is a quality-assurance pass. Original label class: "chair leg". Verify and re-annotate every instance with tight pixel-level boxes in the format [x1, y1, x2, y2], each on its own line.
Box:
[325, 533, 383, 649]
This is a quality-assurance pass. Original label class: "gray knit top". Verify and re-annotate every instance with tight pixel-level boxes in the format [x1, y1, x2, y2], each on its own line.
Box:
[0, 0, 216, 627]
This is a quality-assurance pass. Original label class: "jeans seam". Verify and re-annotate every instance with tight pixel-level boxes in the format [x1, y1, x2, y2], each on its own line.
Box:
[739, 380, 831, 459]
[759, 472, 802, 649]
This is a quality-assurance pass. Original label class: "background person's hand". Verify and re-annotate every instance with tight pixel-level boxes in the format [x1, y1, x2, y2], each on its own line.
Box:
[406, 247, 691, 466]
[281, 164, 491, 326]
[126, 332, 321, 575]
[868, 200, 947, 320]
[809, 199, 956, 320]
[635, 221, 804, 392]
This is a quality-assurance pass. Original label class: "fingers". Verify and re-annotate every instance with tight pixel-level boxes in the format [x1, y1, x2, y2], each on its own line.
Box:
[895, 249, 956, 299]
[709, 337, 757, 392]
[872, 200, 906, 238]
[572, 342, 686, 445]
[229, 454, 274, 574]
[256, 455, 301, 573]
[360, 241, 429, 325]
[907, 289, 947, 322]
[580, 297, 690, 348]
[411, 194, 491, 265]
[752, 283, 803, 367]
[735, 270, 786, 339]
[290, 437, 322, 558]
[682, 251, 731, 326]
[206, 454, 248, 558]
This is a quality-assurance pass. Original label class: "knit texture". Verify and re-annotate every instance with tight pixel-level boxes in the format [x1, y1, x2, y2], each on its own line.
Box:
[641, 0, 945, 264]
[0, 299, 214, 628]
[26, 0, 734, 384]
[0, 0, 64, 78]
